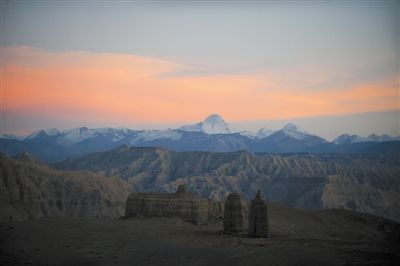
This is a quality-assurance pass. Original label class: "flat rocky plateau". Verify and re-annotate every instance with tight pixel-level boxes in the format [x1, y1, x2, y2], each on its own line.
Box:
[1, 203, 399, 266]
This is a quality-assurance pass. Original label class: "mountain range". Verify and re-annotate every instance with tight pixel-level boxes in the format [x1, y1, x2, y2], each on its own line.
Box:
[1, 114, 399, 161]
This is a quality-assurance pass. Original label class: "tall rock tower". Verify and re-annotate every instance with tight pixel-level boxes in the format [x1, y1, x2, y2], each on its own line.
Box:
[248, 190, 268, 237]
[223, 192, 246, 233]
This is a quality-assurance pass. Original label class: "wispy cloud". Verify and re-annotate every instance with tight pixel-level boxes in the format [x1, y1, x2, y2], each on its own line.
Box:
[3, 46, 398, 126]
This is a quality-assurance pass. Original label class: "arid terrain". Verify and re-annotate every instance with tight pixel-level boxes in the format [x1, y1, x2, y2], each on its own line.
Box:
[2, 1, 399, 265]
[1, 150, 400, 265]
[53, 146, 400, 222]
[1, 202, 399, 266]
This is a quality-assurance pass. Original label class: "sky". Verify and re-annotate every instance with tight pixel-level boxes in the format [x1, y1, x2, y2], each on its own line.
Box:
[1, 0, 399, 140]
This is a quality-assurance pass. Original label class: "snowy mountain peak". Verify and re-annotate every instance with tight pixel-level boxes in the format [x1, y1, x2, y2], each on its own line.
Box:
[334, 133, 399, 144]
[367, 133, 395, 142]
[44, 128, 60, 135]
[0, 134, 24, 140]
[278, 123, 314, 140]
[282, 123, 302, 132]
[179, 114, 238, 135]
[282, 123, 310, 135]
[204, 114, 225, 124]
[256, 128, 275, 139]
[57, 127, 95, 145]
[333, 134, 363, 145]
[26, 128, 60, 140]
[367, 133, 379, 140]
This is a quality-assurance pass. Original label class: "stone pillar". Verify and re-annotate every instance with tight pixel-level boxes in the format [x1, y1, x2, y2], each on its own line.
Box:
[176, 184, 187, 195]
[248, 190, 268, 237]
[223, 192, 245, 233]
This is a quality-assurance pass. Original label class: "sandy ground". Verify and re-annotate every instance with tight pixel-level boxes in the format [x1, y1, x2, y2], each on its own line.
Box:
[1, 212, 400, 266]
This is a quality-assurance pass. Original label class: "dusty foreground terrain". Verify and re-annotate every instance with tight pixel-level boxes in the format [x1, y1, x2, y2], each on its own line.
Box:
[1, 203, 400, 266]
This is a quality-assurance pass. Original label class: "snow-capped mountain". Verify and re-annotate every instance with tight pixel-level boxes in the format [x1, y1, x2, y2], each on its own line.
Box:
[366, 133, 399, 142]
[57, 127, 96, 145]
[58, 127, 136, 145]
[0, 134, 24, 140]
[26, 128, 61, 140]
[129, 129, 182, 144]
[24, 127, 135, 145]
[256, 128, 275, 139]
[333, 133, 400, 145]
[259, 123, 328, 152]
[179, 114, 239, 135]
[280, 123, 314, 140]
[333, 134, 368, 145]
[1, 114, 399, 161]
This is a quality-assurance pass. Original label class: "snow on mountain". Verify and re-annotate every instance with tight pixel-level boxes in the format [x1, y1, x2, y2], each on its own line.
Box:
[26, 128, 61, 140]
[280, 123, 313, 140]
[24, 126, 176, 146]
[130, 129, 182, 144]
[179, 114, 239, 135]
[0, 134, 24, 140]
[256, 128, 275, 139]
[56, 127, 136, 145]
[56, 127, 95, 145]
[333, 134, 368, 145]
[237, 130, 257, 138]
[88, 127, 134, 142]
[367, 133, 399, 142]
[333, 133, 400, 145]
[18, 116, 399, 149]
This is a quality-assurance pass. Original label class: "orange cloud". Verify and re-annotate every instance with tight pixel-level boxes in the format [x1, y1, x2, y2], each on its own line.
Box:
[2, 46, 398, 125]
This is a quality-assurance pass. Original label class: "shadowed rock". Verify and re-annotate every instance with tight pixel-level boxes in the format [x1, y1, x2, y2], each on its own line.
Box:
[0, 154, 131, 222]
[53, 146, 400, 223]
[248, 190, 268, 237]
[125, 185, 210, 224]
[223, 192, 246, 233]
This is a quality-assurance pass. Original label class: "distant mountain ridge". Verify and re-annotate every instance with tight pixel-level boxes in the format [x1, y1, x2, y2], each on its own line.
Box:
[179, 114, 238, 134]
[1, 114, 399, 161]
[333, 133, 399, 145]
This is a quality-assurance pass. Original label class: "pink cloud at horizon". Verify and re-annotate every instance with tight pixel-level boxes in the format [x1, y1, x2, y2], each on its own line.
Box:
[3, 46, 398, 125]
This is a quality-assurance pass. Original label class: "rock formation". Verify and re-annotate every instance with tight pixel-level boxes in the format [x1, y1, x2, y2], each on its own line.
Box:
[0, 153, 131, 222]
[53, 146, 400, 222]
[125, 185, 209, 224]
[223, 192, 246, 233]
[248, 191, 268, 237]
[208, 200, 224, 221]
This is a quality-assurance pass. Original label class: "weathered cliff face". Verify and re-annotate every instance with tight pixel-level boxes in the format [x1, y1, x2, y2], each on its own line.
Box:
[223, 192, 247, 233]
[248, 191, 268, 237]
[125, 186, 211, 224]
[321, 175, 400, 222]
[53, 146, 400, 222]
[0, 154, 131, 222]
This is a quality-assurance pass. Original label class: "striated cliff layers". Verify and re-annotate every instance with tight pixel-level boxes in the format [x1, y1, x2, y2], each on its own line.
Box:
[53, 146, 400, 222]
[0, 153, 131, 222]
[223, 192, 247, 233]
[126, 185, 211, 224]
[248, 191, 268, 237]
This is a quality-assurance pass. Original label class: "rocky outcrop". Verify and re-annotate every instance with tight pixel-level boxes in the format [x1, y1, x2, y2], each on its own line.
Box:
[53, 146, 400, 222]
[321, 175, 400, 222]
[248, 191, 268, 237]
[0, 154, 131, 222]
[125, 185, 210, 224]
[223, 192, 247, 233]
[208, 200, 224, 221]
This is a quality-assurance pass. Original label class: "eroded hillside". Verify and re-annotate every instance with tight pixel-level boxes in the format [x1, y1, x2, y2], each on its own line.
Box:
[53, 146, 400, 222]
[0, 154, 131, 221]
